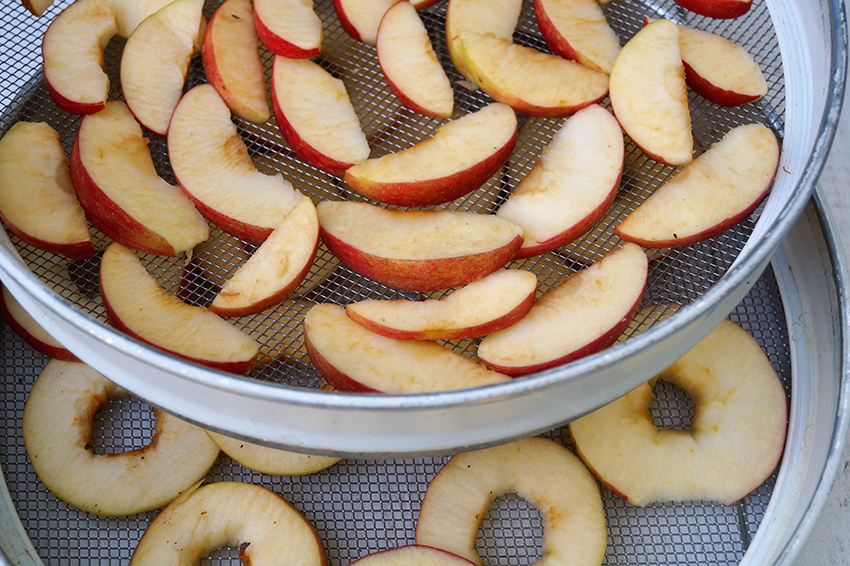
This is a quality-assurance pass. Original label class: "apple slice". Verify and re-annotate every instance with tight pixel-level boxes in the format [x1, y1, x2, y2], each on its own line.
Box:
[254, 0, 323, 58]
[344, 103, 517, 206]
[70, 101, 209, 256]
[317, 201, 523, 292]
[106, 0, 177, 37]
[496, 104, 623, 259]
[1, 286, 79, 362]
[673, 0, 752, 19]
[209, 197, 319, 317]
[534, 0, 621, 73]
[206, 431, 340, 475]
[0, 121, 95, 260]
[168, 84, 304, 245]
[376, 1, 454, 118]
[202, 0, 270, 124]
[333, 0, 398, 45]
[100, 242, 261, 374]
[570, 318, 787, 505]
[458, 32, 609, 118]
[351, 546, 477, 566]
[609, 18, 692, 167]
[346, 269, 537, 341]
[303, 303, 511, 393]
[271, 57, 371, 176]
[120, 0, 206, 136]
[41, 0, 118, 115]
[616, 123, 779, 248]
[21, 0, 54, 17]
[478, 243, 647, 376]
[445, 0, 522, 80]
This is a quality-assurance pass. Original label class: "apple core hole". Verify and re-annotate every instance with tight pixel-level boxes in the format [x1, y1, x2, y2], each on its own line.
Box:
[649, 379, 695, 431]
[91, 395, 156, 455]
[201, 546, 243, 563]
[476, 493, 543, 565]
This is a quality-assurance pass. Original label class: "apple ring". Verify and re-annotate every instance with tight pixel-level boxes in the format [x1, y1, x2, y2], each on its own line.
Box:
[22, 360, 221, 516]
[205, 431, 340, 476]
[415, 437, 607, 566]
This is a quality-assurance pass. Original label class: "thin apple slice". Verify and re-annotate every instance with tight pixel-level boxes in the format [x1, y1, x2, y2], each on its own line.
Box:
[445, 0, 522, 80]
[22, 0, 54, 17]
[376, 0, 454, 118]
[206, 431, 340, 475]
[346, 269, 537, 340]
[271, 57, 370, 176]
[352, 546, 477, 566]
[458, 32, 609, 118]
[317, 201, 523, 292]
[333, 0, 398, 45]
[254, 0, 323, 58]
[478, 243, 647, 376]
[202, 0, 270, 124]
[106, 0, 176, 37]
[534, 0, 621, 73]
[496, 104, 623, 259]
[168, 84, 304, 245]
[673, 0, 752, 19]
[100, 242, 261, 374]
[344, 103, 517, 206]
[1, 286, 79, 362]
[0, 122, 95, 260]
[304, 303, 511, 393]
[616, 123, 779, 248]
[41, 0, 118, 115]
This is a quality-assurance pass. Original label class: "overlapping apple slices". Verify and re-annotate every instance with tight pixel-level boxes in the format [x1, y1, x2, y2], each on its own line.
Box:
[254, 0, 323, 58]
[333, 0, 397, 45]
[100, 243, 260, 373]
[303, 303, 511, 393]
[1, 286, 79, 362]
[107, 0, 177, 38]
[169, 84, 305, 245]
[317, 201, 523, 292]
[445, 0, 522, 80]
[496, 104, 624, 259]
[534, 0, 621, 74]
[344, 103, 517, 206]
[478, 243, 648, 376]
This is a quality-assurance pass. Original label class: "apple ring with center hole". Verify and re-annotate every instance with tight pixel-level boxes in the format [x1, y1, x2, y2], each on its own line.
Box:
[22, 360, 221, 516]
[415, 436, 607, 566]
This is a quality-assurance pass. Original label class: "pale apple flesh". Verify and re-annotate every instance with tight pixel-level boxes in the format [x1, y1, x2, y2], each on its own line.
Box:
[1, 286, 79, 362]
[569, 318, 787, 506]
[254, 0, 322, 58]
[533, 0, 621, 74]
[351, 546, 478, 566]
[332, 0, 398, 45]
[673, 0, 752, 19]
[206, 430, 340, 476]
[106, 0, 177, 37]
[445, 0, 522, 80]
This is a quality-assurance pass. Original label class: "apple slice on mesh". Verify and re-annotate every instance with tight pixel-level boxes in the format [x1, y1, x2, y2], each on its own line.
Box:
[496, 104, 623, 259]
[1, 286, 79, 362]
[351, 546, 477, 566]
[271, 57, 370, 176]
[445, 0, 522, 80]
[107, 0, 176, 37]
[42, 0, 118, 115]
[120, 0, 206, 136]
[534, 0, 621, 73]
[377, 0, 454, 118]
[168, 84, 304, 245]
[206, 430, 340, 475]
[304, 303, 511, 393]
[21, 0, 54, 17]
[344, 103, 517, 206]
[609, 18, 692, 167]
[478, 243, 648, 376]
[254, 0, 323, 58]
[616, 123, 779, 248]
[202, 0, 270, 124]
[673, 0, 752, 19]
[317, 201, 523, 292]
[333, 0, 398, 45]
[458, 32, 609, 118]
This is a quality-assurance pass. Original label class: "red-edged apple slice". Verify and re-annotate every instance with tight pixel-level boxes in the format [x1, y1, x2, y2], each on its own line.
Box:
[344, 103, 517, 206]
[376, 1, 454, 118]
[496, 104, 623, 259]
[458, 32, 609, 118]
[609, 18, 692, 167]
[120, 0, 205, 136]
[255, 0, 323, 58]
[534, 0, 621, 73]
[100, 242, 260, 373]
[317, 201, 524, 292]
[205, 431, 340, 475]
[168, 84, 304, 245]
[478, 243, 647, 376]
[570, 318, 787, 505]
[271, 57, 370, 176]
[202, 0, 270, 124]
[41, 0, 118, 115]
[0, 122, 95, 260]
[333, 0, 398, 45]
[352, 546, 477, 566]
[1, 286, 79, 362]
[304, 303, 511, 393]
[106, 0, 176, 37]
[445, 0, 522, 80]
[71, 101, 209, 256]
[616, 123, 779, 248]
[673, 0, 752, 19]
[22, 0, 54, 17]
[346, 269, 537, 341]
[209, 197, 319, 317]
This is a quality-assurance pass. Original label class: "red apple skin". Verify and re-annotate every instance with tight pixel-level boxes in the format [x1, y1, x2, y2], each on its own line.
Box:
[567, 428, 632, 501]
[673, 0, 752, 18]
[682, 61, 763, 107]
[332, 0, 365, 43]
[380, 67, 452, 120]
[254, 10, 319, 59]
[0, 290, 79, 362]
[303, 333, 380, 393]
[44, 80, 105, 115]
[0, 214, 96, 260]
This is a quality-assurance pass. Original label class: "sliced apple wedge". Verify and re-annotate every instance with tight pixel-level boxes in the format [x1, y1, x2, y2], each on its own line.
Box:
[377, 0, 454, 118]
[445, 0, 522, 80]
[478, 243, 647, 376]
[609, 18, 692, 167]
[616, 123, 779, 248]
[254, 0, 323, 58]
[458, 32, 609, 118]
[107, 0, 176, 37]
[206, 431, 340, 475]
[351, 546, 478, 566]
[534, 0, 621, 73]
[673, 0, 752, 19]
[304, 303, 511, 393]
[1, 286, 79, 362]
[202, 0, 270, 124]
[344, 103, 517, 206]
[317, 201, 523, 291]
[42, 0, 118, 115]
[22, 0, 54, 17]
[100, 242, 260, 374]
[168, 84, 304, 245]
[333, 0, 398, 45]
[496, 104, 623, 259]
